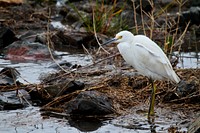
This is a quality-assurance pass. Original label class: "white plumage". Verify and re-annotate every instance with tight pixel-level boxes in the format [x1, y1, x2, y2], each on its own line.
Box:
[103, 30, 180, 119]
[115, 31, 180, 83]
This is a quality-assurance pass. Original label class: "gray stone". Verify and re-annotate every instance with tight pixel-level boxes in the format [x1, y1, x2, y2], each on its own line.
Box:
[65, 90, 114, 115]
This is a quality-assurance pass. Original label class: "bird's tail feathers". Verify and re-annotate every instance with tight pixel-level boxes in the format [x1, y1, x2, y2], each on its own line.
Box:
[171, 71, 180, 83]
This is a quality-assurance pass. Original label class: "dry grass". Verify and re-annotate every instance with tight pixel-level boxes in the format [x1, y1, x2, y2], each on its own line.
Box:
[37, 61, 200, 115]
[130, 0, 190, 55]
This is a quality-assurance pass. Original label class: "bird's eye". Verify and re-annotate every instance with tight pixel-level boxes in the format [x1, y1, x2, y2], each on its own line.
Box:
[117, 36, 122, 39]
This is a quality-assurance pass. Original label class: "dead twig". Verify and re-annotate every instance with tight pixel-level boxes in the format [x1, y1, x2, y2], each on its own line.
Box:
[92, 5, 110, 55]
[46, 8, 69, 73]
[41, 52, 120, 84]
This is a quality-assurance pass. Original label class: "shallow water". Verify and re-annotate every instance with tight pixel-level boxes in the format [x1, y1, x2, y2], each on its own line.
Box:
[0, 105, 188, 133]
[0, 51, 92, 84]
[177, 52, 200, 68]
[0, 51, 198, 133]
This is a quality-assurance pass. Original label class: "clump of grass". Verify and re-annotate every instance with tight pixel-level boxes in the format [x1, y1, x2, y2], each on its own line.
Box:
[69, 0, 129, 35]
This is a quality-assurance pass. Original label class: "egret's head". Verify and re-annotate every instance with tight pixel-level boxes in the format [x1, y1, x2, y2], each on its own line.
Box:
[115, 31, 134, 43]
[102, 30, 134, 46]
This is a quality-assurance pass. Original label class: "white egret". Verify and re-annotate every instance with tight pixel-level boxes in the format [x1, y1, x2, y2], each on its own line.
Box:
[103, 30, 180, 119]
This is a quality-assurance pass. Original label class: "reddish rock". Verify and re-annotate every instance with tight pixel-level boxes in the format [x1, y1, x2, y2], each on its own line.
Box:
[3, 41, 57, 61]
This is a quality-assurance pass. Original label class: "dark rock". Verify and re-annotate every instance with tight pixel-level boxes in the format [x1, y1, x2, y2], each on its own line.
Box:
[43, 80, 85, 97]
[66, 9, 90, 24]
[49, 61, 73, 69]
[175, 7, 200, 31]
[163, 78, 199, 103]
[134, 0, 153, 14]
[35, 33, 47, 44]
[59, 7, 70, 18]
[51, 31, 77, 49]
[30, 80, 85, 104]
[51, 30, 99, 51]
[0, 67, 20, 85]
[49, 61, 82, 69]
[64, 90, 114, 115]
[75, 2, 93, 13]
[163, 91, 179, 103]
[190, 0, 200, 7]
[0, 67, 24, 110]
[0, 100, 24, 110]
[0, 90, 29, 110]
[65, 0, 93, 13]
[176, 80, 198, 97]
[3, 41, 57, 61]
[195, 128, 200, 133]
[65, 81, 85, 94]
[0, 26, 18, 49]
[18, 31, 37, 42]
[121, 10, 141, 28]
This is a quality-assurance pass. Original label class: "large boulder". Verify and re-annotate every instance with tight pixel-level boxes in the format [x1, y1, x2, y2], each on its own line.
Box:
[3, 41, 57, 61]
[64, 90, 114, 115]
[0, 26, 18, 49]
